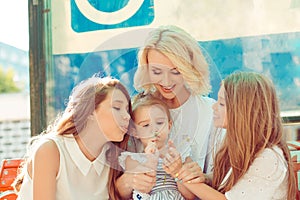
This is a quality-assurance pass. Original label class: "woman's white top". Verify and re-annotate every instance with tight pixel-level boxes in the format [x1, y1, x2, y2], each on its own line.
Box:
[169, 95, 215, 172]
[223, 146, 288, 200]
[17, 134, 110, 200]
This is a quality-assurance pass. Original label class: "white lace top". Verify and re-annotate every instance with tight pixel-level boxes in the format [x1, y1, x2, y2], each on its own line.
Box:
[223, 146, 288, 200]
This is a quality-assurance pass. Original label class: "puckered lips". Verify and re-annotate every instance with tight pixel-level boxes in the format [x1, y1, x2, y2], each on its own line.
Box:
[119, 124, 128, 134]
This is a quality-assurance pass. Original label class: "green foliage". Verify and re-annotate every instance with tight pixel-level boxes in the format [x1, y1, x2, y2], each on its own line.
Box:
[0, 67, 21, 93]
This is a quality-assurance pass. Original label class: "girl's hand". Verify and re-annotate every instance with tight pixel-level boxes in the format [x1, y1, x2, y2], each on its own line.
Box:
[131, 171, 156, 193]
[178, 157, 207, 184]
[116, 170, 156, 198]
[162, 140, 182, 177]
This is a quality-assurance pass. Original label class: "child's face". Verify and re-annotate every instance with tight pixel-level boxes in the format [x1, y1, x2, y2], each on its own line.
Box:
[133, 104, 171, 150]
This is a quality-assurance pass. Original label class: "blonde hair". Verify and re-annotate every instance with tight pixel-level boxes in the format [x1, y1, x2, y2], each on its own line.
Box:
[212, 72, 297, 199]
[134, 25, 211, 96]
[127, 92, 172, 154]
[132, 92, 171, 122]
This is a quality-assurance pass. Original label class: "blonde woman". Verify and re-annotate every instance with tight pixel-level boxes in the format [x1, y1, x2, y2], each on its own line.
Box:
[116, 25, 216, 198]
[183, 72, 297, 200]
[14, 76, 132, 200]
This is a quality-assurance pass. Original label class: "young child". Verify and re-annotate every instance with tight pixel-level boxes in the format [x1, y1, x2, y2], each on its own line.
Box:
[119, 93, 195, 200]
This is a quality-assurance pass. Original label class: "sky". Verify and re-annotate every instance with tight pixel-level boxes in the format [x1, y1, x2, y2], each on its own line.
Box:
[0, 0, 29, 51]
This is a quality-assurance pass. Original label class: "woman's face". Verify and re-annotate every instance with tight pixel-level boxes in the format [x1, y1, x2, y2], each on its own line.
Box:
[134, 104, 171, 150]
[147, 49, 187, 101]
[212, 84, 227, 128]
[94, 88, 130, 142]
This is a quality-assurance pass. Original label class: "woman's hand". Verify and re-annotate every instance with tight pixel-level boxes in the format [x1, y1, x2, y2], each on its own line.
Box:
[132, 171, 156, 193]
[178, 157, 207, 184]
[162, 140, 182, 177]
[162, 141, 208, 184]
[116, 170, 156, 198]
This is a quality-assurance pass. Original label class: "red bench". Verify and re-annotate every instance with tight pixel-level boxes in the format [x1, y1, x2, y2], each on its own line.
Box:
[288, 141, 300, 200]
[0, 159, 24, 200]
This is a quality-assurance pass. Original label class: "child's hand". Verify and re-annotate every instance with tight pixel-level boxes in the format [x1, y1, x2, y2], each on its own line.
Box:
[162, 140, 182, 178]
[145, 140, 157, 154]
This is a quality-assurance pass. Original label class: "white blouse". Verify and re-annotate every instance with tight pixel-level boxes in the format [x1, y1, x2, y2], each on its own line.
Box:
[169, 95, 215, 172]
[17, 134, 110, 200]
[223, 146, 288, 200]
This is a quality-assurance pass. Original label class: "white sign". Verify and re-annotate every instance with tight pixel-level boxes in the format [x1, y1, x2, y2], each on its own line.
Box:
[52, 0, 300, 54]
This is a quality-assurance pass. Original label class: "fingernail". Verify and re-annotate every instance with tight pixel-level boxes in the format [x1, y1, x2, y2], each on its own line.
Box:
[174, 177, 179, 182]
[187, 180, 191, 184]
[175, 173, 179, 177]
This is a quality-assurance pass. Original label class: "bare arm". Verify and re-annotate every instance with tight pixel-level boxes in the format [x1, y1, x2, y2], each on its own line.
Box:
[177, 182, 196, 200]
[176, 157, 225, 199]
[115, 172, 133, 199]
[183, 182, 227, 200]
[32, 140, 59, 200]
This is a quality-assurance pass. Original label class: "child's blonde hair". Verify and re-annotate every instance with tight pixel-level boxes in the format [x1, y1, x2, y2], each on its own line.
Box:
[132, 92, 171, 122]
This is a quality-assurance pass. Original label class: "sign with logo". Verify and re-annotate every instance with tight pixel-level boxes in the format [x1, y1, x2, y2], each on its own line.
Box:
[70, 0, 154, 32]
[52, 0, 300, 54]
[50, 0, 300, 114]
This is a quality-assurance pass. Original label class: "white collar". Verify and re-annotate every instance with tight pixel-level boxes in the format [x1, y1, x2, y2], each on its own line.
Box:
[64, 135, 110, 176]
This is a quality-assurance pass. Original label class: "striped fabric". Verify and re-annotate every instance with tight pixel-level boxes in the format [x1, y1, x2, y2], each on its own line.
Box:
[149, 158, 185, 200]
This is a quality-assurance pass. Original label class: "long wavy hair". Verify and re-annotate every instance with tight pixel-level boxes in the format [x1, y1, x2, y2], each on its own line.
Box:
[212, 72, 297, 199]
[134, 25, 211, 96]
[13, 76, 132, 200]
